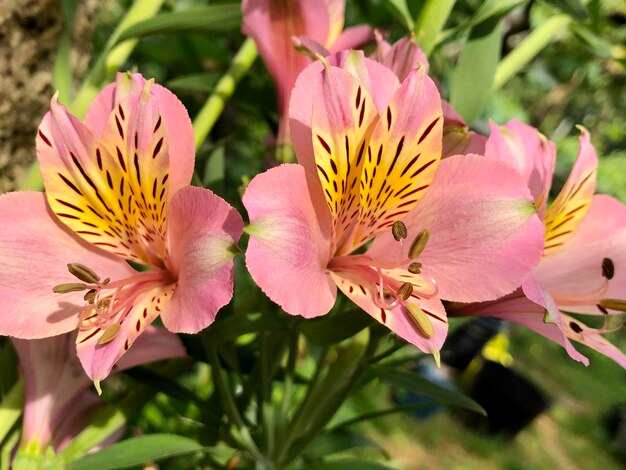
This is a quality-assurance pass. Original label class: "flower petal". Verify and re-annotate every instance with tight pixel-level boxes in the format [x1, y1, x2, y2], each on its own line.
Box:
[379, 35, 429, 81]
[0, 192, 134, 339]
[160, 186, 243, 333]
[330, 265, 448, 354]
[328, 25, 375, 53]
[563, 313, 626, 369]
[350, 65, 442, 249]
[369, 154, 545, 302]
[441, 101, 486, 158]
[38, 78, 173, 265]
[535, 195, 626, 311]
[543, 128, 597, 255]
[289, 52, 399, 175]
[485, 120, 556, 219]
[84, 73, 195, 202]
[115, 325, 187, 370]
[449, 291, 589, 366]
[243, 164, 337, 318]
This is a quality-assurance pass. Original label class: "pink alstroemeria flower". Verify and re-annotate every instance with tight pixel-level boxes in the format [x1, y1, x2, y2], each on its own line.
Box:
[0, 72, 243, 386]
[456, 120, 626, 367]
[243, 51, 544, 356]
[14, 328, 185, 454]
[242, 0, 374, 148]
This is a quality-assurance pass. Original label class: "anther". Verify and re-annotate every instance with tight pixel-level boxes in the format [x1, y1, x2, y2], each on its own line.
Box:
[97, 323, 121, 345]
[392, 221, 408, 241]
[598, 298, 626, 312]
[569, 321, 583, 334]
[97, 298, 112, 315]
[408, 229, 430, 259]
[67, 263, 101, 284]
[602, 258, 615, 280]
[84, 289, 97, 304]
[405, 304, 435, 338]
[397, 282, 413, 300]
[53, 282, 87, 293]
[408, 262, 422, 274]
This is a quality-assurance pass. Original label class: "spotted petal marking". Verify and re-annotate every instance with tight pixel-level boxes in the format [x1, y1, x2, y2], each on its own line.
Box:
[37, 79, 170, 266]
[76, 284, 175, 380]
[352, 67, 442, 249]
[312, 64, 379, 251]
[544, 130, 597, 256]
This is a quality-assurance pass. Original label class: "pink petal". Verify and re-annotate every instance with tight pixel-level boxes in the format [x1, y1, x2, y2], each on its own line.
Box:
[485, 120, 556, 219]
[328, 25, 375, 53]
[451, 291, 589, 366]
[563, 313, 626, 369]
[289, 52, 399, 175]
[379, 35, 429, 81]
[13, 334, 91, 449]
[534, 195, 626, 311]
[324, 0, 345, 44]
[368, 154, 545, 302]
[160, 186, 243, 333]
[81, 72, 194, 204]
[243, 164, 337, 318]
[542, 128, 597, 256]
[242, 0, 330, 145]
[330, 264, 448, 354]
[76, 283, 173, 383]
[0, 192, 134, 339]
[115, 326, 186, 370]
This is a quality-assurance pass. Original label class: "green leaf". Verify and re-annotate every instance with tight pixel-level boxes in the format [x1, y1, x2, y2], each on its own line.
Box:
[115, 5, 242, 44]
[301, 309, 374, 346]
[382, 0, 415, 30]
[372, 366, 486, 414]
[167, 72, 219, 93]
[542, 0, 587, 20]
[414, 0, 456, 55]
[68, 434, 204, 470]
[0, 379, 23, 446]
[302, 459, 396, 470]
[203, 312, 288, 347]
[569, 22, 614, 59]
[449, 19, 503, 124]
[440, 0, 525, 42]
[304, 429, 383, 459]
[52, 0, 78, 104]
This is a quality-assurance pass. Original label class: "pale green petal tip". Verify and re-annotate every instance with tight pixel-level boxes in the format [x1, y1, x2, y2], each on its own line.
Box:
[94, 380, 102, 396]
[431, 348, 441, 368]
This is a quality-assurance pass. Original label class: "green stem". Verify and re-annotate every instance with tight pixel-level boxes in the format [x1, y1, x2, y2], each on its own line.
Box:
[206, 345, 263, 460]
[193, 38, 258, 150]
[328, 402, 431, 430]
[0, 379, 24, 445]
[493, 15, 570, 90]
[414, 0, 456, 56]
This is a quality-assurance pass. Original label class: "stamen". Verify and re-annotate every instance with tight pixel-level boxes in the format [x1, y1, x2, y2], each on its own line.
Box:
[598, 298, 626, 312]
[408, 262, 422, 274]
[53, 282, 87, 293]
[602, 257, 615, 280]
[408, 229, 430, 259]
[392, 221, 408, 241]
[97, 323, 121, 345]
[397, 282, 413, 300]
[67, 263, 101, 284]
[84, 289, 97, 303]
[405, 304, 435, 338]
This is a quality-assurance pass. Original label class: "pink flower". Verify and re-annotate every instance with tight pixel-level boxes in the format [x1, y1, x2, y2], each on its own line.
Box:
[457, 120, 626, 367]
[0, 73, 243, 386]
[243, 52, 544, 357]
[242, 0, 374, 148]
[13, 328, 185, 454]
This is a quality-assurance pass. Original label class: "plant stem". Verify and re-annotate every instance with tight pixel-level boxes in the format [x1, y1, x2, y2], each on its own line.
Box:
[206, 345, 263, 461]
[193, 38, 258, 150]
[0, 379, 24, 445]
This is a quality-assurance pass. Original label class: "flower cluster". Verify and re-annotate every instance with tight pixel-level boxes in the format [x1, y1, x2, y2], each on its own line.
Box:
[1, 0, 625, 463]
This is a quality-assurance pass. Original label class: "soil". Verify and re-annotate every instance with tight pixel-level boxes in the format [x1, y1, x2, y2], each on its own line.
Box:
[0, 0, 98, 193]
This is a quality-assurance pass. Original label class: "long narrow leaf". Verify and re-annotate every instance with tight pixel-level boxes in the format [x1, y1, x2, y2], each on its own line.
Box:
[68, 434, 204, 470]
[115, 5, 242, 44]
